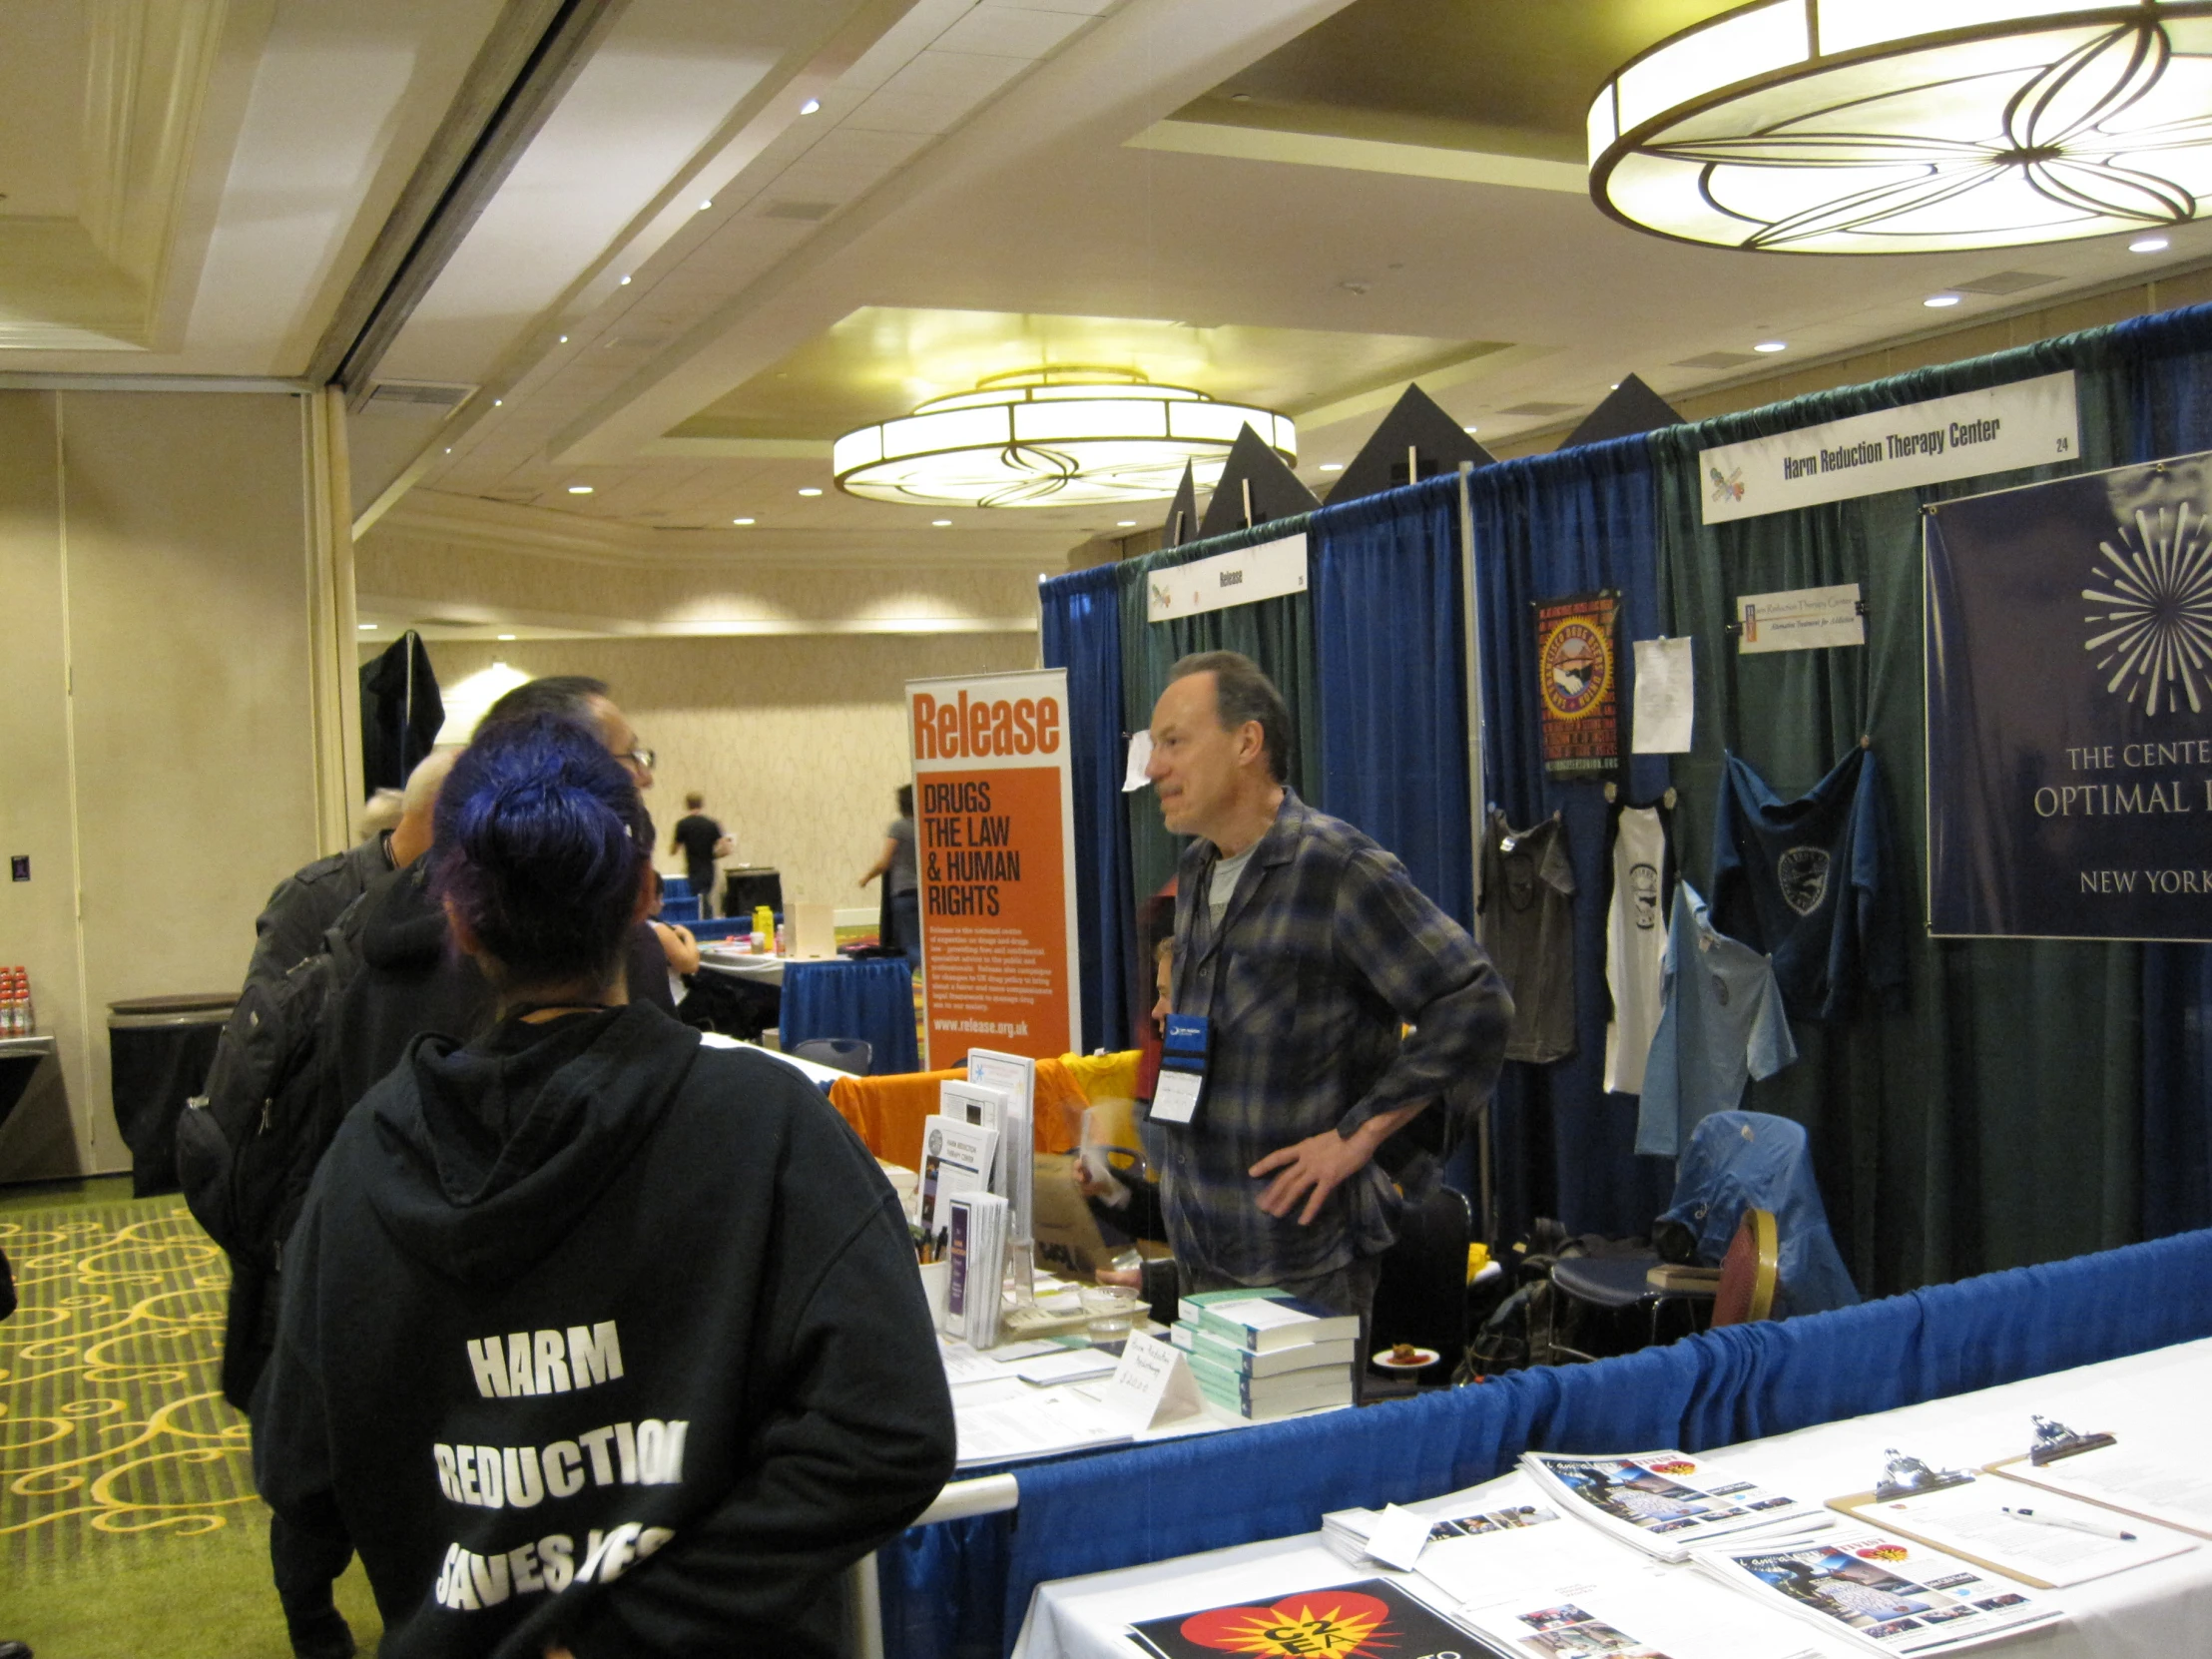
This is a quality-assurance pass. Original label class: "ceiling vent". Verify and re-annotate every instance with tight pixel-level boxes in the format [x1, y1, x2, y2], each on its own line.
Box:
[362, 379, 476, 410]
[758, 199, 835, 222]
[1497, 400, 1581, 417]
[1950, 271, 2060, 295]
[1670, 350, 1764, 370]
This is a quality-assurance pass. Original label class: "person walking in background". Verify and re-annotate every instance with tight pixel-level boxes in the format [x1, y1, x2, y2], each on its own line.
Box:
[857, 784, 920, 969]
[669, 793, 730, 917]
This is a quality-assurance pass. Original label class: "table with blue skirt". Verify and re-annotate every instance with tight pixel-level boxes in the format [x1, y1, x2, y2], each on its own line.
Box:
[770, 955, 918, 1075]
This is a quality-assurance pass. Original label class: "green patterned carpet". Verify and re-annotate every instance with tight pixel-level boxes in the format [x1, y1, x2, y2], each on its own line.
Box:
[1, 1196, 381, 1657]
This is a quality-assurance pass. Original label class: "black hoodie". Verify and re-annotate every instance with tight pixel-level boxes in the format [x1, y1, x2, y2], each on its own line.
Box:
[254, 1001, 954, 1658]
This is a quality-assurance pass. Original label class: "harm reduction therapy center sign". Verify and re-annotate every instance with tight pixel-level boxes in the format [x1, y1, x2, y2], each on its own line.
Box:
[1926, 452, 2212, 940]
[908, 669, 1080, 1065]
[1700, 372, 2078, 524]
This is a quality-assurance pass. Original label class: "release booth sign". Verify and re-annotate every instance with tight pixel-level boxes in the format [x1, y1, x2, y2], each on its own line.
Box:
[908, 670, 1081, 1066]
[1925, 452, 2212, 940]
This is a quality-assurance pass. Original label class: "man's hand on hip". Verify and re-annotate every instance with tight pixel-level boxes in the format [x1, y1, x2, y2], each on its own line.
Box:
[1249, 1103, 1425, 1226]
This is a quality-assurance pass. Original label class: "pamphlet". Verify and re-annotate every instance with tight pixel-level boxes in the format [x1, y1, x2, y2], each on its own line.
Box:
[943, 1192, 1008, 1349]
[1522, 1449, 1826, 1561]
[1126, 1577, 1469, 1659]
[916, 1115, 997, 1243]
[1692, 1527, 2062, 1654]
[938, 1079, 1009, 1183]
[966, 1049, 1036, 1240]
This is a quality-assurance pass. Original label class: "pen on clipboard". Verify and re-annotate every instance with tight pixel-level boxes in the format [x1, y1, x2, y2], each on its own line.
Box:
[2001, 1505, 2135, 1540]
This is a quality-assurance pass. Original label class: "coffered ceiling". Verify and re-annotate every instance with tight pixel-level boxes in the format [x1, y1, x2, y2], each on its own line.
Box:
[5, 0, 2211, 606]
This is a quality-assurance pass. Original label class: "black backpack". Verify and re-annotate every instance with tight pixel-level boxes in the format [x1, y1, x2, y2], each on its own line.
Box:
[177, 927, 357, 1271]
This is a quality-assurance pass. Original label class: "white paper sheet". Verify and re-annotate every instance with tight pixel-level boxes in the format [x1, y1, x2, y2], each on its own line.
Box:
[1122, 730, 1153, 793]
[1632, 636, 1695, 753]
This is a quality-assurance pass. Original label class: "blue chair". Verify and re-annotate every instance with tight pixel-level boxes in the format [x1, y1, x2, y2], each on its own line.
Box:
[1548, 1111, 1857, 1350]
[791, 1037, 871, 1076]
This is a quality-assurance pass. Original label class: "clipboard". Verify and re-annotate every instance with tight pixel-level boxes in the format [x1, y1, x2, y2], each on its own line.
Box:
[1983, 1451, 2212, 1541]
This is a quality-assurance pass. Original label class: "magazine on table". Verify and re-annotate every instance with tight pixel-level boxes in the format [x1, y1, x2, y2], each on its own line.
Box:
[1521, 1449, 1827, 1561]
[1832, 1471, 2197, 1587]
[1323, 1475, 1561, 1565]
[1691, 1527, 2063, 1655]
[1124, 1577, 1471, 1659]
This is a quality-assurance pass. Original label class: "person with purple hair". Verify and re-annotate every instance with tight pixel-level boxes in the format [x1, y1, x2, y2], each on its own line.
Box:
[252, 715, 954, 1658]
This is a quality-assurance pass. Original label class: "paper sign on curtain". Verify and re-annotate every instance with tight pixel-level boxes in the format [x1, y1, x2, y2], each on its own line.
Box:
[1631, 638, 1694, 753]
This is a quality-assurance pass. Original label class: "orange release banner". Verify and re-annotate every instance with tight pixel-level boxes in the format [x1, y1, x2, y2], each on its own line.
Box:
[907, 669, 1079, 1069]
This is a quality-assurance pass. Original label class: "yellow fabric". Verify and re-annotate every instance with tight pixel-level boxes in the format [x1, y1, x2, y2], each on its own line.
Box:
[1058, 1050, 1140, 1105]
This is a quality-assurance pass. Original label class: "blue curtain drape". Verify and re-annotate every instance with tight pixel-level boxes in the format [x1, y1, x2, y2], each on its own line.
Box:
[1460, 435, 1676, 1245]
[779, 959, 917, 1074]
[1310, 474, 1474, 929]
[1039, 563, 1134, 1053]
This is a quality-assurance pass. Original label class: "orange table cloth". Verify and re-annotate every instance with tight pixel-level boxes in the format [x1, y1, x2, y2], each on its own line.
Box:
[826, 1053, 1134, 1169]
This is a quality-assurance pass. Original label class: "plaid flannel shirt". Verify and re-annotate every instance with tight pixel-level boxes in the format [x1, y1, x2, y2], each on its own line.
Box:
[1146, 789, 1512, 1285]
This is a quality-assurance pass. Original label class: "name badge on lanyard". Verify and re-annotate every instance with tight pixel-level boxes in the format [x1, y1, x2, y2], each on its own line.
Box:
[1150, 1013, 1211, 1126]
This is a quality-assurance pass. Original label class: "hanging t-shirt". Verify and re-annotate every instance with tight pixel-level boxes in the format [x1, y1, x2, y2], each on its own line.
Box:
[1710, 747, 1906, 1022]
[1477, 810, 1576, 1064]
[1603, 801, 1673, 1095]
[1636, 882, 1797, 1157]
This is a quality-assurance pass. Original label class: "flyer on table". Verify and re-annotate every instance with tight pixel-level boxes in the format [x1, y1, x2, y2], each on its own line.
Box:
[907, 669, 1080, 1068]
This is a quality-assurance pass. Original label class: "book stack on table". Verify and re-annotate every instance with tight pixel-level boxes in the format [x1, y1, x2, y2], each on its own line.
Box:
[1170, 1289, 1359, 1421]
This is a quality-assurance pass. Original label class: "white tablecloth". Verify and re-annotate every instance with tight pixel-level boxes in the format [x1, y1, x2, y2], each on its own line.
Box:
[1015, 1336, 2212, 1659]
[697, 950, 787, 987]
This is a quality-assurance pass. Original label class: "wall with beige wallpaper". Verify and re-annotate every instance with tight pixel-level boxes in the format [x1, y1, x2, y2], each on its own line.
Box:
[411, 633, 1039, 914]
[0, 390, 339, 1178]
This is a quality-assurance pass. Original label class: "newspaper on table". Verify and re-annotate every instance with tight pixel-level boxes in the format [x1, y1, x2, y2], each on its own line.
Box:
[1411, 1514, 1828, 1659]
[1691, 1527, 2063, 1655]
[1521, 1448, 1827, 1561]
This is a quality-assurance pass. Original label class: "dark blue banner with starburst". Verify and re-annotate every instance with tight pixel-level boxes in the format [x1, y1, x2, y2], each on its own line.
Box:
[1926, 453, 2212, 940]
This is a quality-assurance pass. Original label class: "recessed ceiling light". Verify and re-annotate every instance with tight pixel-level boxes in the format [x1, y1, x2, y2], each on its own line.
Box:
[497, 634, 515, 641]
[800, 98, 821, 115]
[356, 623, 376, 630]
[798, 487, 824, 496]
[2131, 235, 2170, 253]
[1609, 383, 1621, 390]
[931, 519, 951, 526]
[567, 484, 593, 494]
[558, 334, 568, 343]
[1319, 462, 1345, 472]
[698, 199, 713, 211]
[1753, 340, 1789, 353]
[732, 517, 755, 525]
[1116, 520, 1137, 527]
[1925, 293, 1961, 307]
[443, 447, 451, 453]
[493, 398, 502, 406]
[618, 275, 631, 285]
[1462, 424, 1480, 434]
[1230, 92, 1252, 102]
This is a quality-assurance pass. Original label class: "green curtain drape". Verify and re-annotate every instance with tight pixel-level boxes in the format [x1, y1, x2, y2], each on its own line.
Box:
[1118, 516, 1319, 903]
[1653, 330, 2145, 1296]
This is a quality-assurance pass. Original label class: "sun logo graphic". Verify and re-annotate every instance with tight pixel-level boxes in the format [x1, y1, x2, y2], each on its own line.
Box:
[2082, 502, 2212, 716]
[1177, 1590, 1394, 1656]
[1855, 1544, 1911, 1564]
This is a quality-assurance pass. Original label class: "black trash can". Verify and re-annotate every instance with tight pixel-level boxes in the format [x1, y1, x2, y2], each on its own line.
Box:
[109, 993, 236, 1198]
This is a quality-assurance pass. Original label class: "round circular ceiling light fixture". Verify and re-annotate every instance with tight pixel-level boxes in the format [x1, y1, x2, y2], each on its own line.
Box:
[1588, 3, 2212, 255]
[832, 368, 1295, 508]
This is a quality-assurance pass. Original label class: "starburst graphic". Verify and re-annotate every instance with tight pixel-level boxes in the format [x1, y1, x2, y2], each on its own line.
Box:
[1178, 1589, 1395, 1656]
[2081, 501, 2212, 715]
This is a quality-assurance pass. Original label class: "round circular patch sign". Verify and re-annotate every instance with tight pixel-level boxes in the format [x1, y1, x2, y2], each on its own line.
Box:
[1539, 616, 1613, 723]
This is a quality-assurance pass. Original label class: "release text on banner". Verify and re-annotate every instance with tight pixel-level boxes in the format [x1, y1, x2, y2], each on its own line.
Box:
[1700, 371, 2079, 524]
[909, 670, 1080, 1067]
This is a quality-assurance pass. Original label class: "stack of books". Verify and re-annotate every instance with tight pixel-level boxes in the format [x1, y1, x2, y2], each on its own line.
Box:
[1171, 1289, 1358, 1420]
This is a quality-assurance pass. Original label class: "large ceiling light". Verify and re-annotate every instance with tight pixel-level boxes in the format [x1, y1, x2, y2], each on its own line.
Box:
[1588, 2, 2212, 255]
[832, 368, 1295, 508]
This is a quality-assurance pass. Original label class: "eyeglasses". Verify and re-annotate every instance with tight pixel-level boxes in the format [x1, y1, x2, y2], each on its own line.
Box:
[624, 747, 657, 772]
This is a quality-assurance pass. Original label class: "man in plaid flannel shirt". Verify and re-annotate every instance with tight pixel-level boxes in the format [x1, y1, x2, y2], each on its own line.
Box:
[1142, 652, 1511, 1321]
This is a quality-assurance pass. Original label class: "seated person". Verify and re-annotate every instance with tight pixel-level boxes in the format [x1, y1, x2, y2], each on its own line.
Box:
[254, 714, 954, 1658]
